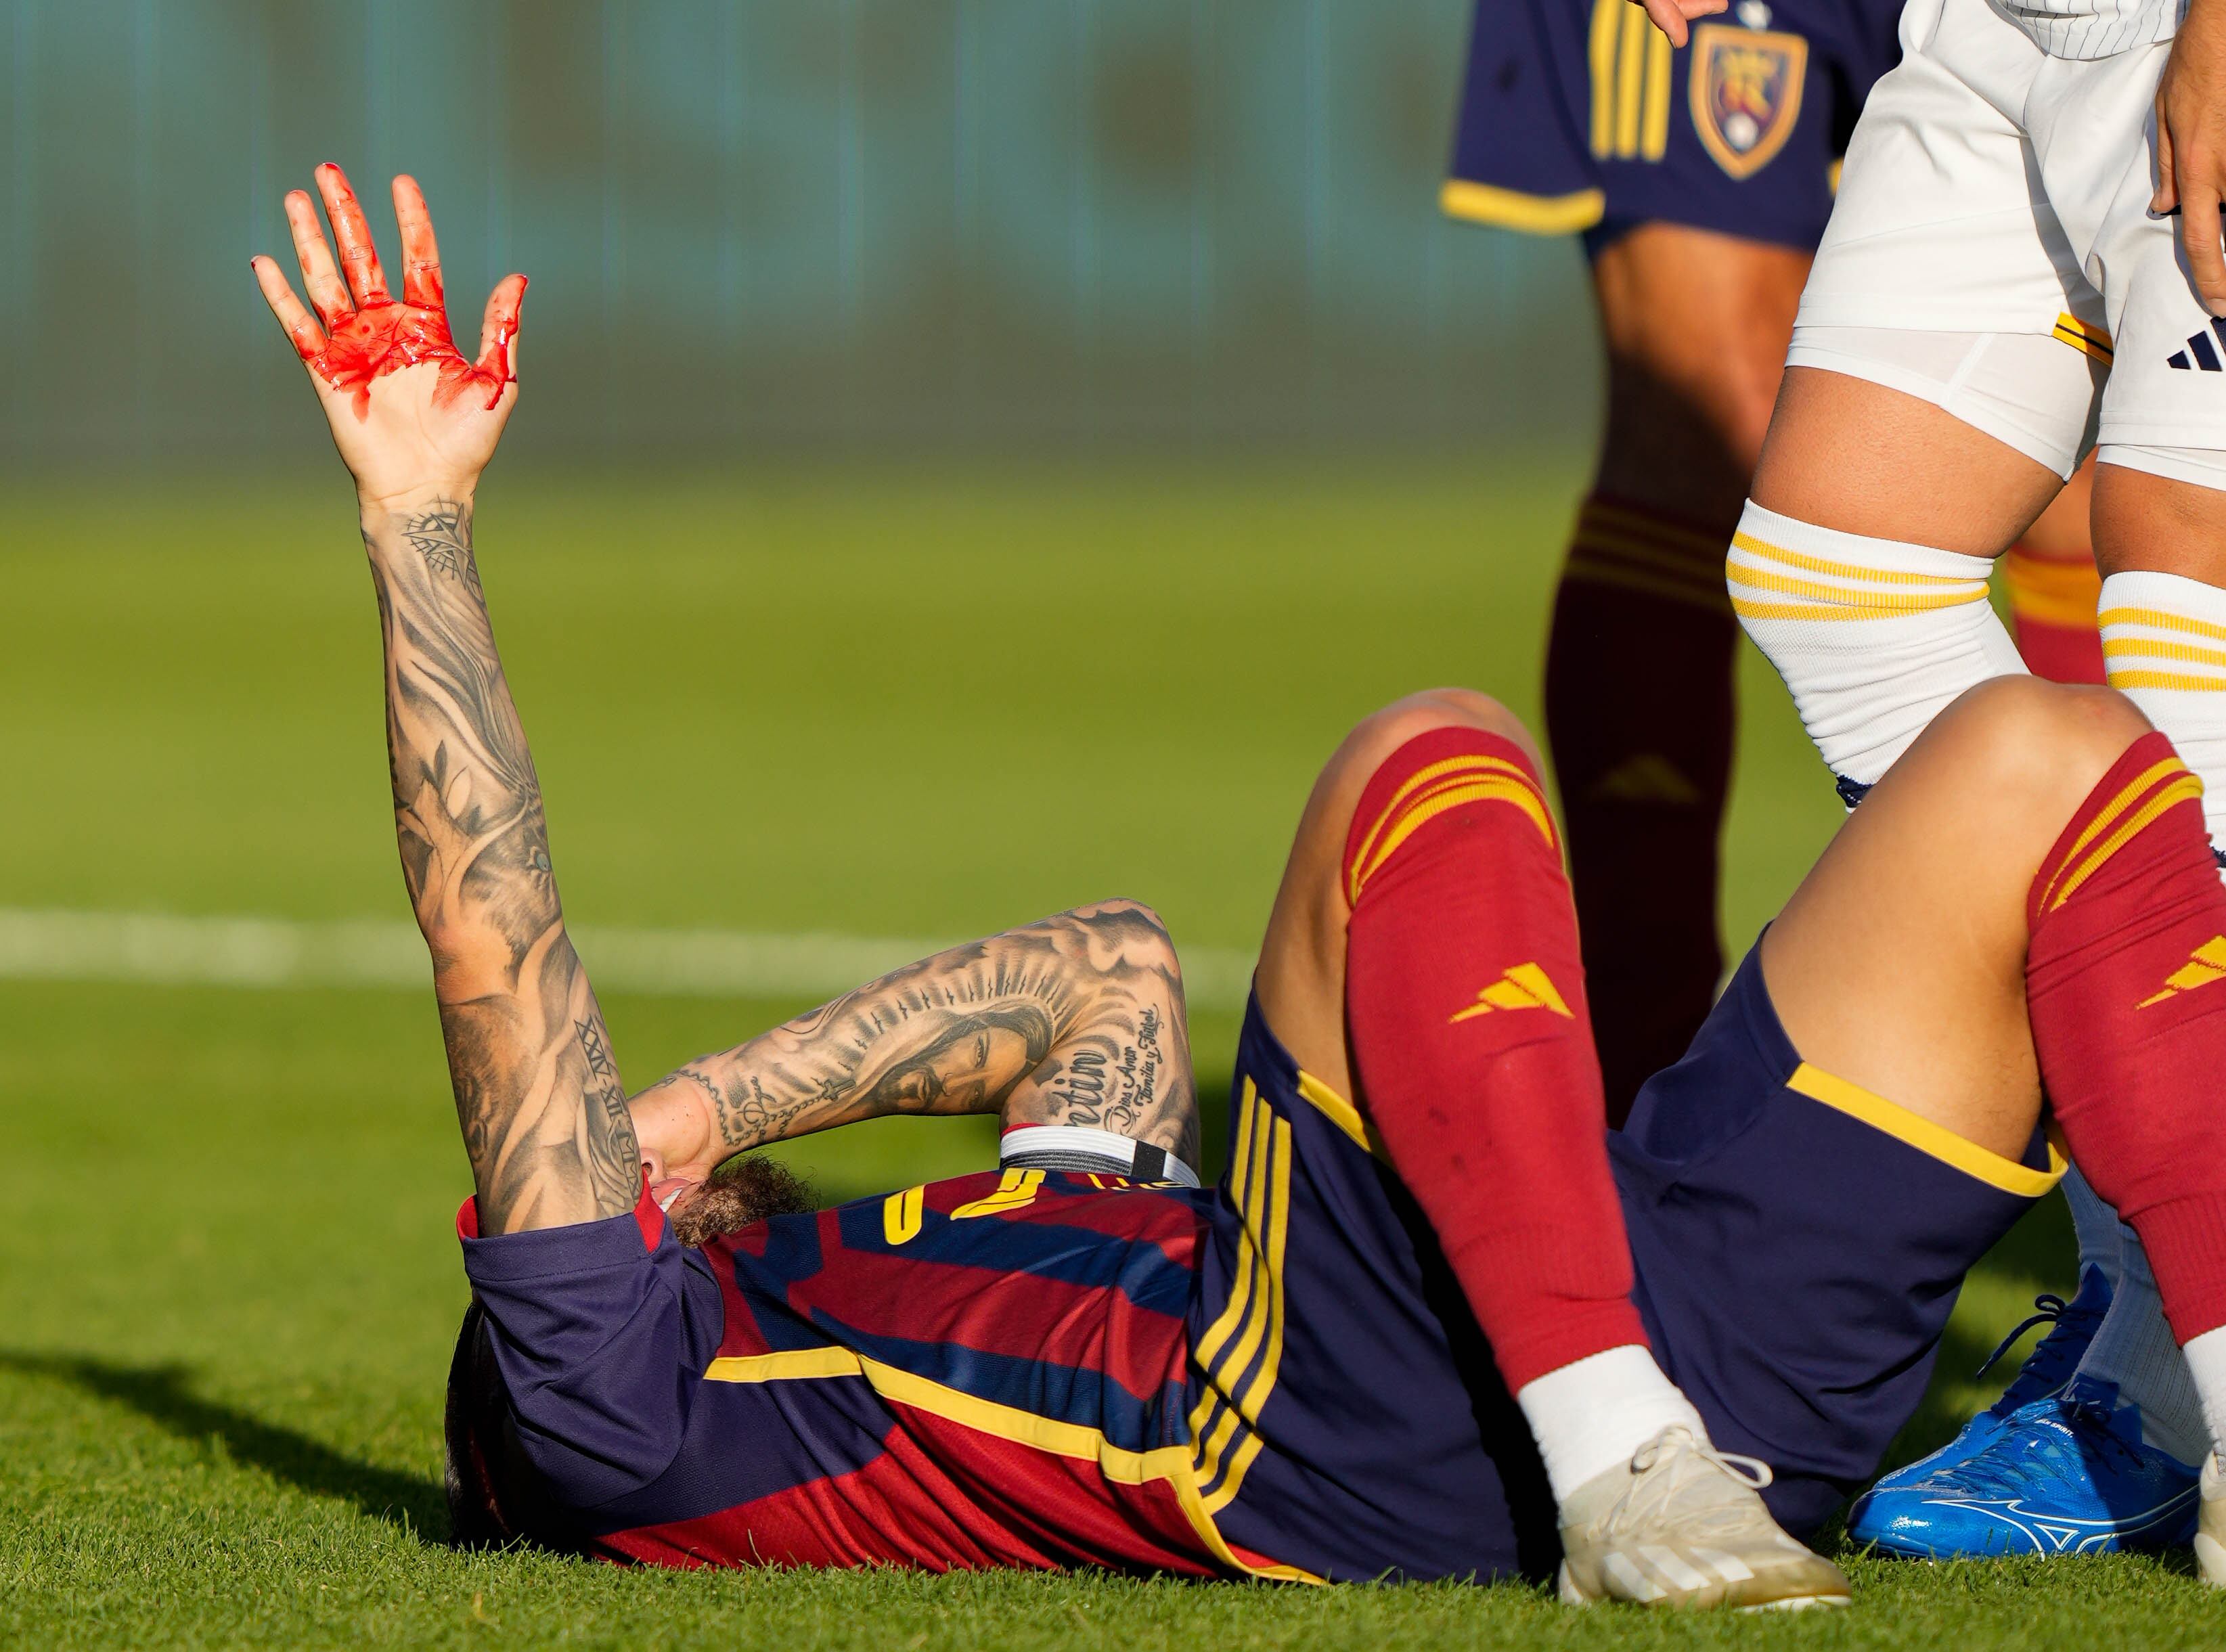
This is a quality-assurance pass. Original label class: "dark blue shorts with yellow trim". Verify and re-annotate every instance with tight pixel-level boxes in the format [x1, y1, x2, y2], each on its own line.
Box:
[1444, 0, 1900, 254]
[1195, 943, 2057, 1582]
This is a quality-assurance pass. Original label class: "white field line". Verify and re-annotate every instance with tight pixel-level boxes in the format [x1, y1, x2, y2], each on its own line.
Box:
[0, 908, 1257, 1015]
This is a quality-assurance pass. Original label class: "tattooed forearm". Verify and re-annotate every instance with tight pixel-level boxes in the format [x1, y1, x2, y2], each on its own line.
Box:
[362, 493, 639, 1233]
[633, 901, 1200, 1176]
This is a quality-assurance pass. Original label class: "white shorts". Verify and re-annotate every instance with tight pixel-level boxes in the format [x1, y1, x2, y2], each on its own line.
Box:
[1789, 0, 2226, 489]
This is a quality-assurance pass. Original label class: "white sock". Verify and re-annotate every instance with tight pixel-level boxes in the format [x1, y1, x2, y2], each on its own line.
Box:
[2073, 1225, 2210, 1466]
[2062, 1163, 2125, 1290]
[1729, 501, 2028, 792]
[1516, 1344, 1709, 1506]
[2185, 1324, 2226, 1462]
[2099, 571, 2226, 854]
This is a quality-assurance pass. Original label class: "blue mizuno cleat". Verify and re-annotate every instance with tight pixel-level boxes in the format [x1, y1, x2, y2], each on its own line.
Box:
[1848, 1376, 2200, 1558]
[1850, 1264, 2110, 1527]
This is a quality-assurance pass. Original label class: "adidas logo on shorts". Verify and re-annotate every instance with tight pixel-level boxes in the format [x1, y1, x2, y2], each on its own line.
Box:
[2166, 318, 2226, 372]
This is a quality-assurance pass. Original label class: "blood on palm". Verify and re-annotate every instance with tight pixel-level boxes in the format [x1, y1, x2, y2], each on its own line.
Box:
[302, 297, 512, 419]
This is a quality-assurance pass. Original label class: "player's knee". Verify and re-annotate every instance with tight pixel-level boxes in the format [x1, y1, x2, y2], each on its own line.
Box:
[1329, 689, 1541, 795]
[1928, 677, 2154, 828]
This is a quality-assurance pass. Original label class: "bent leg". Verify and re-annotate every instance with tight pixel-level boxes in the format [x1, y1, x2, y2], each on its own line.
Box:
[1768, 677, 2226, 1473]
[1550, 226, 1808, 1118]
[1251, 689, 1848, 1604]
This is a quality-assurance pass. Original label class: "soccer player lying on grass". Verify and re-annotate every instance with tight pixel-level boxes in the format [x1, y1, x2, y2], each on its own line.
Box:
[256, 166, 2226, 1603]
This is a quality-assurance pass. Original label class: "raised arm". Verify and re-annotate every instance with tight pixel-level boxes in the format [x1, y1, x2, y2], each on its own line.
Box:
[629, 900, 1199, 1196]
[252, 164, 638, 1234]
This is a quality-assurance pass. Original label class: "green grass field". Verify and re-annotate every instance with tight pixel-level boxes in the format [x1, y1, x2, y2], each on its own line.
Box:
[2, 462, 2212, 1647]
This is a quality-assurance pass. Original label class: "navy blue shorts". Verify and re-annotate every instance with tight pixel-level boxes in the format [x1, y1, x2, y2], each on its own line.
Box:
[1203, 943, 2060, 1581]
[1443, 0, 1901, 253]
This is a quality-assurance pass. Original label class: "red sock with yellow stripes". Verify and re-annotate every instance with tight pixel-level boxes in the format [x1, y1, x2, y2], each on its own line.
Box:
[2002, 542, 2106, 685]
[2028, 734, 2226, 1367]
[1546, 495, 1735, 1123]
[1341, 725, 1651, 1396]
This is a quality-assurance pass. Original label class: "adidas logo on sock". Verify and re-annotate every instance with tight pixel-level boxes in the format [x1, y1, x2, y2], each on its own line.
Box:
[2166, 318, 2226, 371]
[1450, 962, 1573, 1023]
[2136, 935, 2226, 1007]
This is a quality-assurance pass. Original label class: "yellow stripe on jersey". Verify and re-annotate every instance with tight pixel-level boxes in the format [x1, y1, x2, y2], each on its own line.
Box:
[705, 1346, 868, 1383]
[1438, 179, 1606, 234]
[1614, 7, 1647, 158]
[950, 1167, 1046, 1219]
[883, 1184, 925, 1245]
[1642, 28, 1673, 160]
[1588, 0, 1620, 157]
[2034, 757, 2201, 912]
[1785, 1063, 2065, 1198]
[2053, 312, 2114, 362]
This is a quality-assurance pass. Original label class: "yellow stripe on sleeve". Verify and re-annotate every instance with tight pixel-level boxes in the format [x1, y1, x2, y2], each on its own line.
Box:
[1438, 179, 1605, 234]
[705, 1347, 867, 1383]
[1785, 1063, 2065, 1198]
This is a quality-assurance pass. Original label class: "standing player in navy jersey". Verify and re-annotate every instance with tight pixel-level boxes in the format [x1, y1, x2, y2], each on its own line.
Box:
[255, 165, 2226, 1598]
[1443, 0, 2106, 1122]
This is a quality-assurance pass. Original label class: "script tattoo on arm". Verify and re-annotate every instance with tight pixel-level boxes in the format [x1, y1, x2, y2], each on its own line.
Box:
[363, 494, 640, 1234]
[636, 901, 1200, 1171]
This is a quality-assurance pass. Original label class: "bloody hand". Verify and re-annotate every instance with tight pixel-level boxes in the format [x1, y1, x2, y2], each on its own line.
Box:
[252, 164, 527, 504]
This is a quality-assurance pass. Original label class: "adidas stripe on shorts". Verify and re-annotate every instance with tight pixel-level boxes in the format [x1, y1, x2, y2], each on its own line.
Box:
[1788, 0, 2226, 491]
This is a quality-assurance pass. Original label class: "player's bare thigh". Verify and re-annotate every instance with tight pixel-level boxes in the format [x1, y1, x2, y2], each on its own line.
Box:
[1762, 676, 2150, 1159]
[1752, 366, 2064, 554]
[1590, 223, 1811, 522]
[2093, 462, 2226, 581]
[1253, 689, 1542, 1102]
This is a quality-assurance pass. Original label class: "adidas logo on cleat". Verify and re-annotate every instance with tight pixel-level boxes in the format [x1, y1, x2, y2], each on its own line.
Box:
[1450, 962, 1572, 1023]
[2136, 935, 2226, 1008]
[2166, 317, 2226, 371]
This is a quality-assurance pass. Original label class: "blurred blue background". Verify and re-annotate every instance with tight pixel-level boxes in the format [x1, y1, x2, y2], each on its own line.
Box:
[1, 0, 1601, 464]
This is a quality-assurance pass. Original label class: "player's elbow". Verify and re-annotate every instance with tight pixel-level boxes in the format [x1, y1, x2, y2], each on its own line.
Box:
[1077, 898, 1183, 983]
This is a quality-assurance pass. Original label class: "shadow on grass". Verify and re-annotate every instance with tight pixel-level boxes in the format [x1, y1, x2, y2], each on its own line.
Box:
[0, 1349, 446, 1540]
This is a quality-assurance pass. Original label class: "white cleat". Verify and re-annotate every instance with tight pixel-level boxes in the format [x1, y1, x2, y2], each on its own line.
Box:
[1556, 1427, 1852, 1611]
[2198, 1451, 2226, 1587]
